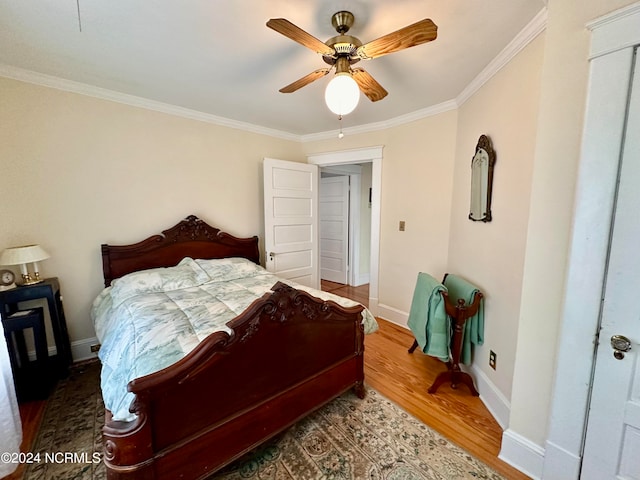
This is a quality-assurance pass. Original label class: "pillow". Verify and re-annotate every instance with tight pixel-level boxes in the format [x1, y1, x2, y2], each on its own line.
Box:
[110, 257, 211, 305]
[195, 257, 267, 283]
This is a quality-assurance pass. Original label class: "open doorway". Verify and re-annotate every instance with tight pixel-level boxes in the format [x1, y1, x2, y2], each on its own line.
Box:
[307, 146, 382, 316]
[319, 164, 372, 310]
[319, 164, 372, 287]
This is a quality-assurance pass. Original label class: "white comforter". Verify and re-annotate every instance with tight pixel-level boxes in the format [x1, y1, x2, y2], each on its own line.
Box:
[91, 257, 377, 422]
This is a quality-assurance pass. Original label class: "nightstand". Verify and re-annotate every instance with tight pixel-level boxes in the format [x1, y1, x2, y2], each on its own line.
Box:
[2, 307, 55, 401]
[0, 278, 72, 378]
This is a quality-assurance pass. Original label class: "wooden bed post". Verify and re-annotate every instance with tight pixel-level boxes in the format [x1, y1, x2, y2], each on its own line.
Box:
[103, 406, 155, 479]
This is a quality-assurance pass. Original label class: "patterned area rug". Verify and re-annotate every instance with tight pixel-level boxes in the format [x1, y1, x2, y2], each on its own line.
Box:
[24, 362, 504, 480]
[23, 361, 105, 480]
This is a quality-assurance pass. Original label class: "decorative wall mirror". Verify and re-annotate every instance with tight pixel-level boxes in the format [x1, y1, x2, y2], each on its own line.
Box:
[469, 134, 496, 222]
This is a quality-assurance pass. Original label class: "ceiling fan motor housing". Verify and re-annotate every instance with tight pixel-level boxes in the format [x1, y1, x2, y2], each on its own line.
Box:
[331, 11, 355, 34]
[323, 35, 362, 66]
[323, 10, 362, 66]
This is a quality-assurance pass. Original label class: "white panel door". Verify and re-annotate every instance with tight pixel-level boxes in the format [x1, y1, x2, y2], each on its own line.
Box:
[263, 158, 318, 288]
[581, 50, 640, 479]
[319, 176, 349, 284]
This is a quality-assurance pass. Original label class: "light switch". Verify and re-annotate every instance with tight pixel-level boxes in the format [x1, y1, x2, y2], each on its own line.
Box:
[399, 221, 406, 231]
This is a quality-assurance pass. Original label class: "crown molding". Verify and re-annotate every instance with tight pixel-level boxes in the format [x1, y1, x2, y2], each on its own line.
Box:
[456, 7, 548, 107]
[0, 8, 547, 143]
[587, 2, 640, 59]
[0, 64, 299, 142]
[299, 100, 459, 143]
[587, 1, 640, 30]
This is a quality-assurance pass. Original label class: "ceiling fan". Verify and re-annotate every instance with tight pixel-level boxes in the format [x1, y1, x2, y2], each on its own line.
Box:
[266, 11, 438, 108]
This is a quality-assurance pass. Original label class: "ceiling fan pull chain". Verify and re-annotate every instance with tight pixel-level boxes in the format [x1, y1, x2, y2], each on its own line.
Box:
[338, 115, 344, 139]
[76, 0, 82, 32]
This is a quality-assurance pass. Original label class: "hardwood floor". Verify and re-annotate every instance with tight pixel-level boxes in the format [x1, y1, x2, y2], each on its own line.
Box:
[2, 398, 46, 480]
[5, 282, 527, 480]
[322, 280, 530, 480]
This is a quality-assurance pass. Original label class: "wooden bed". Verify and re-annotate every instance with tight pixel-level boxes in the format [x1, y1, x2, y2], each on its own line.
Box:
[99, 215, 366, 479]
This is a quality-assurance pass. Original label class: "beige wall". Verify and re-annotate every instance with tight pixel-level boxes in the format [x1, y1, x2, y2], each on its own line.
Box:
[0, 77, 304, 344]
[303, 111, 458, 312]
[448, 34, 545, 400]
[509, 0, 639, 446]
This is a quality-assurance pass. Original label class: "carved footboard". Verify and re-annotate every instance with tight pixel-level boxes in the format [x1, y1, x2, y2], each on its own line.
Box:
[103, 282, 365, 480]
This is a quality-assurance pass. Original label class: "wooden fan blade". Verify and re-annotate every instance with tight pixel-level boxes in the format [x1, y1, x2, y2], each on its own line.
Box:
[356, 19, 437, 60]
[267, 18, 335, 56]
[352, 68, 388, 102]
[279, 68, 331, 93]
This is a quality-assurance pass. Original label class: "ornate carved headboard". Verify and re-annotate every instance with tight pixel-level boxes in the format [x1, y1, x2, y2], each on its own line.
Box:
[101, 215, 260, 287]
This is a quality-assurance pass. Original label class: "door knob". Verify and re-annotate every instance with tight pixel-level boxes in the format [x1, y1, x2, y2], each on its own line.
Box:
[611, 334, 632, 360]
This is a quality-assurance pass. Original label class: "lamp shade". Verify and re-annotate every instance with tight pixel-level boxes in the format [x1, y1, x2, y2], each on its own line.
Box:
[0, 244, 50, 266]
[325, 73, 360, 116]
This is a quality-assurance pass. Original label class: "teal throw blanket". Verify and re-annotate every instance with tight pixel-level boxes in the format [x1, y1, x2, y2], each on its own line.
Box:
[443, 274, 484, 364]
[407, 272, 449, 362]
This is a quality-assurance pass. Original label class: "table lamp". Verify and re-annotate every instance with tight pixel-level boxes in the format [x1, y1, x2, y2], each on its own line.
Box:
[0, 244, 50, 285]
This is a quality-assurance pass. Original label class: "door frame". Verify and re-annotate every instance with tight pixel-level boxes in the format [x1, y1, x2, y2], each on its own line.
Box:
[308, 146, 383, 316]
[542, 4, 640, 478]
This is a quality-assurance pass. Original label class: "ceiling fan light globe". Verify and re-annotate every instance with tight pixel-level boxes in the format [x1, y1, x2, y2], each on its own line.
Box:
[325, 73, 360, 115]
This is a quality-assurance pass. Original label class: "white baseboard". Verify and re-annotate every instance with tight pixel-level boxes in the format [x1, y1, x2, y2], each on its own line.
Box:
[70, 337, 100, 362]
[500, 429, 545, 480]
[27, 345, 58, 362]
[376, 303, 410, 328]
[26, 336, 99, 363]
[540, 440, 581, 480]
[469, 364, 511, 429]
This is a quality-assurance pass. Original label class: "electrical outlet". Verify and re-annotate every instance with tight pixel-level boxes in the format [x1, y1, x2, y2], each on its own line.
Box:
[489, 350, 497, 370]
[90, 344, 101, 353]
[399, 220, 406, 231]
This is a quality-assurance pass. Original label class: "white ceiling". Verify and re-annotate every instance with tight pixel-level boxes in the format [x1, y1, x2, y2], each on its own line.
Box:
[0, 1, 545, 138]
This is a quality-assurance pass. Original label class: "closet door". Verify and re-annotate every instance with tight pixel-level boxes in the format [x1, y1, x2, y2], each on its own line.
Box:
[581, 47, 640, 479]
